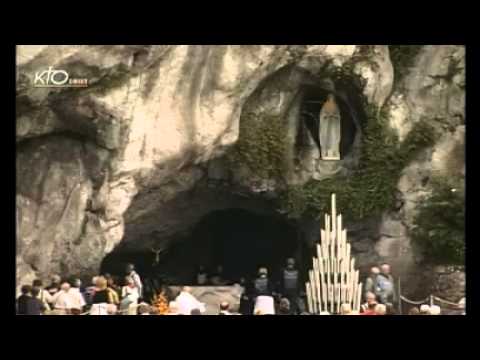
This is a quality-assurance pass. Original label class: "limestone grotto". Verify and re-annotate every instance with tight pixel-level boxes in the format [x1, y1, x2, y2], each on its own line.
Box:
[16, 45, 465, 314]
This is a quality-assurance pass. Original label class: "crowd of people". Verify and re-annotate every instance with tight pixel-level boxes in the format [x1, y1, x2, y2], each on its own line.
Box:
[17, 264, 145, 315]
[16, 259, 444, 315]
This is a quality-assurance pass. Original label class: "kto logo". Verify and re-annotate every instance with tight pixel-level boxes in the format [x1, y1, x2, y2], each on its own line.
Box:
[33, 67, 88, 88]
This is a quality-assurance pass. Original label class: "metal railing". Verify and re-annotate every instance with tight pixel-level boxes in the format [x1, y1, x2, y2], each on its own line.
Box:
[397, 277, 464, 314]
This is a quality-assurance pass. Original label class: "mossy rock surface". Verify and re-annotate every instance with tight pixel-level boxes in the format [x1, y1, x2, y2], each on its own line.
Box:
[279, 102, 436, 222]
[227, 51, 436, 223]
[226, 112, 288, 181]
[411, 177, 465, 265]
[389, 45, 424, 86]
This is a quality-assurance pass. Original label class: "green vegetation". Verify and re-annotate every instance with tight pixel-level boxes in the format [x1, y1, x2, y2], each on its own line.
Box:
[226, 112, 288, 180]
[279, 103, 436, 221]
[410, 177, 465, 264]
[389, 45, 424, 85]
[228, 49, 436, 222]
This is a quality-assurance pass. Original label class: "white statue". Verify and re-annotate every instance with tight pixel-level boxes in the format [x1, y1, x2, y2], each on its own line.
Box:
[319, 94, 341, 160]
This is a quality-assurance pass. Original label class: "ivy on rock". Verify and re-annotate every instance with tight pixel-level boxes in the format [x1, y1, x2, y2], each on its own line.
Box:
[227, 52, 436, 224]
[279, 102, 436, 222]
[226, 112, 288, 180]
[410, 177, 465, 265]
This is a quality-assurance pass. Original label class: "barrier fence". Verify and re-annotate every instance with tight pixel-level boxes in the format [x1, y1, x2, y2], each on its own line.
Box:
[397, 277, 465, 314]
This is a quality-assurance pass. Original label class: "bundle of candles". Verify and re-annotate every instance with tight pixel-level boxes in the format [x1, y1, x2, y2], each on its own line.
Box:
[305, 194, 362, 314]
[151, 292, 170, 315]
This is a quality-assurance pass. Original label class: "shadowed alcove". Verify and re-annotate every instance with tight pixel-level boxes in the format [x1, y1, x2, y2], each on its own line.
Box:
[100, 207, 303, 292]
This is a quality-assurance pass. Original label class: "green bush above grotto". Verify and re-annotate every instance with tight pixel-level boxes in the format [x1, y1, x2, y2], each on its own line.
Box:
[279, 103, 436, 222]
[411, 177, 465, 265]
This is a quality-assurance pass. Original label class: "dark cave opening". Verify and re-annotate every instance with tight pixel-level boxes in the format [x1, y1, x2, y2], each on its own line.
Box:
[100, 208, 302, 290]
[299, 85, 358, 158]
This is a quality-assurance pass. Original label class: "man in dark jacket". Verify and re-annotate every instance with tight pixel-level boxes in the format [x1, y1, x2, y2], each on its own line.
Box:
[17, 285, 32, 315]
[27, 287, 47, 315]
[364, 266, 380, 299]
[253, 267, 274, 297]
[239, 277, 254, 315]
[280, 258, 300, 314]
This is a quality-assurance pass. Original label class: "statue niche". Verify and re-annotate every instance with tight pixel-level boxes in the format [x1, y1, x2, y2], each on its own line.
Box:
[319, 94, 341, 160]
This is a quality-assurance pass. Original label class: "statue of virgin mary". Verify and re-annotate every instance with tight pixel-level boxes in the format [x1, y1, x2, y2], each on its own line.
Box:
[319, 94, 341, 160]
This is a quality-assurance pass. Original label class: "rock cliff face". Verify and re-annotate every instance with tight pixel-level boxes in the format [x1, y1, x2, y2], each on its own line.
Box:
[16, 45, 464, 299]
[375, 45, 465, 298]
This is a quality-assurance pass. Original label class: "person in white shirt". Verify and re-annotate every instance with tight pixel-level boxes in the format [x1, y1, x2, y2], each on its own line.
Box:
[121, 276, 140, 302]
[175, 286, 206, 315]
[253, 294, 275, 315]
[69, 279, 86, 314]
[125, 264, 143, 299]
[52, 282, 76, 314]
[166, 301, 180, 315]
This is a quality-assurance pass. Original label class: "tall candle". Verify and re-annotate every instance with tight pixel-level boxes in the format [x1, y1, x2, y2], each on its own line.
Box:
[320, 260, 327, 310]
[310, 270, 317, 314]
[337, 214, 342, 252]
[332, 194, 336, 239]
[354, 270, 358, 305]
[330, 283, 334, 314]
[356, 282, 363, 312]
[346, 243, 351, 266]
[325, 215, 330, 245]
[326, 253, 331, 313]
[333, 264, 337, 309]
[352, 278, 357, 310]
[306, 282, 313, 313]
[324, 213, 328, 236]
[315, 266, 321, 313]
[337, 283, 342, 314]
[324, 221, 329, 263]
[332, 194, 337, 228]
[339, 259, 344, 306]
